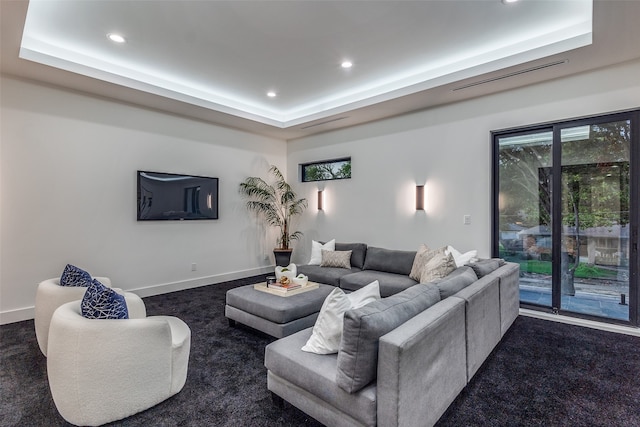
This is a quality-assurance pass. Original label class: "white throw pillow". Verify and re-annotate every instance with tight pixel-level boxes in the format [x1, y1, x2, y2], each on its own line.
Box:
[301, 280, 381, 354]
[308, 239, 335, 265]
[446, 245, 478, 268]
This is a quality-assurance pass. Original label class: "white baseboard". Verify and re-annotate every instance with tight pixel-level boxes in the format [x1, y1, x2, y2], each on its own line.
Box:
[130, 266, 273, 298]
[519, 308, 640, 337]
[0, 307, 36, 325]
[0, 266, 273, 325]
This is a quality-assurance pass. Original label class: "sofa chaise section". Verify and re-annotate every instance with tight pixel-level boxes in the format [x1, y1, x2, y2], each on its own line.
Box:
[265, 291, 466, 427]
[266, 329, 378, 427]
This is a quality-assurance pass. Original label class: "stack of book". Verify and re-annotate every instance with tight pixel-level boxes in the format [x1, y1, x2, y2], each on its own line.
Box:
[254, 281, 318, 297]
[268, 281, 302, 291]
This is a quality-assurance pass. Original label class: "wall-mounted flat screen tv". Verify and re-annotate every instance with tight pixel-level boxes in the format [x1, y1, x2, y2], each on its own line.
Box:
[137, 171, 219, 221]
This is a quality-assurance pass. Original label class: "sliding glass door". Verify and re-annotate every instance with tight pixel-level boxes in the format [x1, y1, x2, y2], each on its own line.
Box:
[496, 130, 554, 309]
[493, 111, 639, 325]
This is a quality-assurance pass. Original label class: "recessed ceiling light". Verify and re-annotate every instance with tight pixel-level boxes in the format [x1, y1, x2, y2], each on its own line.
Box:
[502, 0, 518, 4]
[341, 61, 353, 69]
[107, 33, 126, 43]
[267, 91, 277, 98]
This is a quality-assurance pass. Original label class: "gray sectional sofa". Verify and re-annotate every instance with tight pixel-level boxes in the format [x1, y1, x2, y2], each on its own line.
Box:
[265, 242, 520, 427]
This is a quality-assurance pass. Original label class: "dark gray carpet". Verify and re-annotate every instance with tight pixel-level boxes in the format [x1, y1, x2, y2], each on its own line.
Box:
[1, 276, 639, 426]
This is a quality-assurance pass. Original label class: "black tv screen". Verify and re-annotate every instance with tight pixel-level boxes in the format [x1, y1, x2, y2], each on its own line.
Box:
[137, 171, 219, 221]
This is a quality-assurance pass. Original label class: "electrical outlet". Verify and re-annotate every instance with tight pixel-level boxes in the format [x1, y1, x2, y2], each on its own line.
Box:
[463, 215, 471, 225]
[191, 263, 197, 271]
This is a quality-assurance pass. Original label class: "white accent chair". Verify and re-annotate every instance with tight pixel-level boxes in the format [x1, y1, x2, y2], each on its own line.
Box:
[46, 294, 190, 426]
[35, 277, 114, 356]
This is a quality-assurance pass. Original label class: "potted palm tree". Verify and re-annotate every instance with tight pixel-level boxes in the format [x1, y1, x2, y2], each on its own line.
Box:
[239, 165, 308, 266]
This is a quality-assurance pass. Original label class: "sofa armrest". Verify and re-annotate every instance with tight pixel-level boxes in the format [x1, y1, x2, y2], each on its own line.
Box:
[377, 297, 466, 427]
[123, 292, 147, 319]
[451, 275, 500, 381]
[495, 262, 521, 336]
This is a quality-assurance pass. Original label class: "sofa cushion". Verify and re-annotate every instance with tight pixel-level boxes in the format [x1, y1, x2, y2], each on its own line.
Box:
[362, 247, 417, 276]
[321, 250, 352, 269]
[431, 266, 478, 299]
[60, 264, 93, 287]
[340, 270, 418, 297]
[419, 252, 456, 283]
[296, 265, 360, 287]
[467, 258, 502, 278]
[80, 279, 129, 319]
[309, 239, 335, 265]
[302, 281, 381, 354]
[336, 283, 441, 393]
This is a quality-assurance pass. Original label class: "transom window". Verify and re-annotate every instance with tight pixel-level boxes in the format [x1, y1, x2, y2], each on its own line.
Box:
[300, 157, 351, 182]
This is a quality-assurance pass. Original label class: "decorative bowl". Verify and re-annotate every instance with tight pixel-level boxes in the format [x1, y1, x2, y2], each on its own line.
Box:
[275, 263, 297, 280]
[292, 274, 308, 287]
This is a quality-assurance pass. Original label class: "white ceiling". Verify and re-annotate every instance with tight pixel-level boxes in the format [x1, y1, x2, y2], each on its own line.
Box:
[2, 1, 640, 140]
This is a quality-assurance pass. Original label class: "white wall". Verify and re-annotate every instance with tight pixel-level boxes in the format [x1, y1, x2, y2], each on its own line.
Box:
[3, 58, 639, 323]
[0, 76, 287, 323]
[287, 58, 640, 265]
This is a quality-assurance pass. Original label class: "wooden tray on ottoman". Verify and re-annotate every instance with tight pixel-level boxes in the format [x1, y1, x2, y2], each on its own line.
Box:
[254, 281, 320, 297]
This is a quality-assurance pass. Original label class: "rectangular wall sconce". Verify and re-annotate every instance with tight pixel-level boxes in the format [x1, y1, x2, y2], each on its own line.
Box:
[318, 190, 324, 210]
[416, 185, 425, 210]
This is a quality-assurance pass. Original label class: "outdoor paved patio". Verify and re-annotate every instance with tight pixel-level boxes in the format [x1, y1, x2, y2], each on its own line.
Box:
[520, 284, 629, 321]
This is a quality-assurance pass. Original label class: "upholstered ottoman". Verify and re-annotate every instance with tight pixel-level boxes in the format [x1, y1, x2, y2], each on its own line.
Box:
[225, 283, 334, 338]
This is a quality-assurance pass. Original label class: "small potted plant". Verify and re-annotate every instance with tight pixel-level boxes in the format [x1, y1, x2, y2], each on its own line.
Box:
[239, 165, 308, 266]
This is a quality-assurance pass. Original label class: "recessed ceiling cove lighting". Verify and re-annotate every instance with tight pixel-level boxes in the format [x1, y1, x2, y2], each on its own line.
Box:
[107, 33, 126, 43]
[341, 61, 353, 69]
[267, 91, 277, 98]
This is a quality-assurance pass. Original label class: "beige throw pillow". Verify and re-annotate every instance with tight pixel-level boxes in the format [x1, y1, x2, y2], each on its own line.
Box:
[321, 250, 352, 269]
[419, 252, 456, 283]
[409, 245, 445, 281]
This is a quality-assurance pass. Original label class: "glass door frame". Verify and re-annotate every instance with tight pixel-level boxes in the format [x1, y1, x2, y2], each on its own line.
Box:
[492, 110, 639, 326]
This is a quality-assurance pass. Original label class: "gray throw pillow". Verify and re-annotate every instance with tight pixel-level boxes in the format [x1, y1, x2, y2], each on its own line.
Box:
[433, 266, 478, 299]
[336, 284, 441, 393]
[468, 259, 502, 278]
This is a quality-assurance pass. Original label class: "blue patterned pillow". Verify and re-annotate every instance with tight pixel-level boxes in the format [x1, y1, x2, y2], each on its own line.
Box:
[81, 279, 129, 319]
[60, 264, 92, 287]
